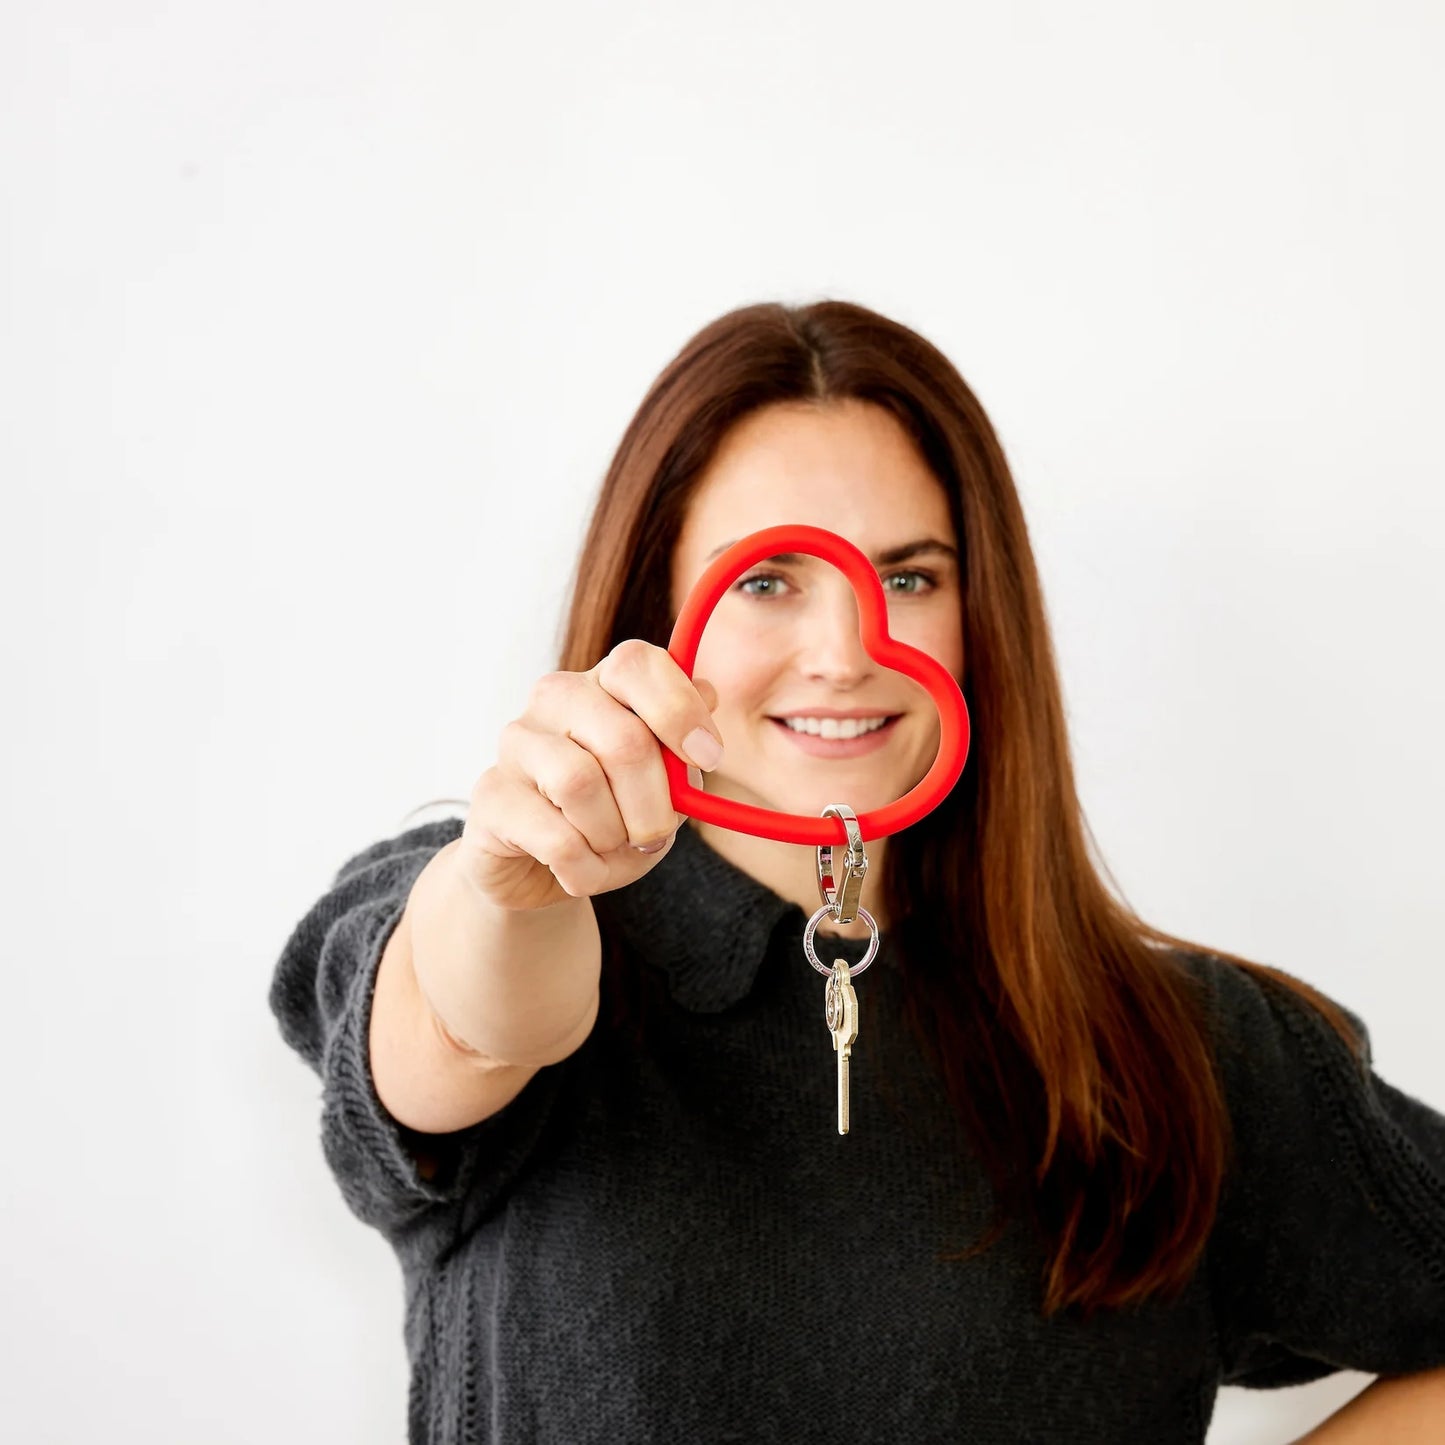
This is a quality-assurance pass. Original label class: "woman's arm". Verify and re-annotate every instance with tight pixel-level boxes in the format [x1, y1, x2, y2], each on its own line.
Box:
[1289, 1365, 1445, 1443]
[370, 837, 602, 1133]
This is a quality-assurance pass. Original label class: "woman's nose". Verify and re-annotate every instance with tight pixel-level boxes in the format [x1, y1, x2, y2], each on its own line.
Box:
[797, 584, 875, 674]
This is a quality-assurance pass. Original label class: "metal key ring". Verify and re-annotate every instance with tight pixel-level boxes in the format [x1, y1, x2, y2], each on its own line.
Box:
[802, 903, 880, 978]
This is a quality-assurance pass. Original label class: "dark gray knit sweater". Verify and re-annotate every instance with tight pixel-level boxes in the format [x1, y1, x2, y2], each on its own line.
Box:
[268, 817, 1445, 1443]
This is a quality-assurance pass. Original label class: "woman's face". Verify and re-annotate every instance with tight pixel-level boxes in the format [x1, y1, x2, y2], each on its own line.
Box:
[670, 398, 964, 826]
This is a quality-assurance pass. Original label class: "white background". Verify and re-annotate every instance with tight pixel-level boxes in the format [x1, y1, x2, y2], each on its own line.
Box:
[3, 2, 1442, 1441]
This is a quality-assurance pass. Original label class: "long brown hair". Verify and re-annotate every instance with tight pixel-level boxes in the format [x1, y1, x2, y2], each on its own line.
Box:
[407, 299, 1365, 1322]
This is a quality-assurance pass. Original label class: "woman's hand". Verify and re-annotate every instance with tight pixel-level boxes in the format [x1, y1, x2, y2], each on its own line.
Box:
[456, 639, 724, 912]
[1285, 1365, 1445, 1442]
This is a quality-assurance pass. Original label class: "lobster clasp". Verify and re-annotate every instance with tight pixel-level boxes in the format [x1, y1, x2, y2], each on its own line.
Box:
[816, 804, 868, 925]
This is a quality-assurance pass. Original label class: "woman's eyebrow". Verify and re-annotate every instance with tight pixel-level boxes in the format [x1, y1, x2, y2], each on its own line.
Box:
[704, 537, 958, 566]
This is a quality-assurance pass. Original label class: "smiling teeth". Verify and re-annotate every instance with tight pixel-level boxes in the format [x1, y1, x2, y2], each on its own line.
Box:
[784, 716, 890, 739]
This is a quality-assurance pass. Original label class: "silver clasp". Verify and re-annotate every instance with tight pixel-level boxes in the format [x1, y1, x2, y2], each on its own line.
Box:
[815, 804, 868, 926]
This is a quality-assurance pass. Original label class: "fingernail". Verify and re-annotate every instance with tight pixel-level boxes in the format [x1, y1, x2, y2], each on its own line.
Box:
[633, 837, 668, 854]
[684, 727, 723, 770]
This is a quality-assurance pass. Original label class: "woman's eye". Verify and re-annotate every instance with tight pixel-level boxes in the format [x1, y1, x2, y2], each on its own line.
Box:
[735, 571, 787, 597]
[734, 569, 938, 599]
[882, 569, 938, 596]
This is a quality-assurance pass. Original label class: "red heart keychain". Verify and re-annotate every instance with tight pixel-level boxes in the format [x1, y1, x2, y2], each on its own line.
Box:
[664, 524, 970, 845]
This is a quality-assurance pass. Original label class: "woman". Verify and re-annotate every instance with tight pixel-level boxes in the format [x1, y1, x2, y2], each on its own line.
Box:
[269, 300, 1445, 1443]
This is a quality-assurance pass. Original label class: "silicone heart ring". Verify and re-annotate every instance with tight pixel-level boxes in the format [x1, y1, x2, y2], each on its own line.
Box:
[663, 524, 970, 844]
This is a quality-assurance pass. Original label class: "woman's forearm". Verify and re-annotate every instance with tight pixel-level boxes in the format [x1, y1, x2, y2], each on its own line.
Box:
[406, 837, 602, 1066]
[1289, 1365, 1445, 1444]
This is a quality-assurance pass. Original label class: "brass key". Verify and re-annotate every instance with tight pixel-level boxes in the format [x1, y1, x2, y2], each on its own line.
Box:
[824, 960, 859, 1134]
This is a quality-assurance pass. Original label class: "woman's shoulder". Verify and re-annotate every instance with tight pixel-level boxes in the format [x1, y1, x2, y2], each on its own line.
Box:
[1162, 945, 1373, 1077]
[1166, 946, 1445, 1383]
[1161, 944, 1400, 1166]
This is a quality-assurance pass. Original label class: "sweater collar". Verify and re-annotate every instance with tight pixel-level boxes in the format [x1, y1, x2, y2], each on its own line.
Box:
[599, 819, 880, 1012]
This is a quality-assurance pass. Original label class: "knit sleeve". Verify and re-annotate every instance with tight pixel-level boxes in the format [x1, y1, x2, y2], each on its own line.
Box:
[1202, 956, 1445, 1387]
[268, 819, 569, 1250]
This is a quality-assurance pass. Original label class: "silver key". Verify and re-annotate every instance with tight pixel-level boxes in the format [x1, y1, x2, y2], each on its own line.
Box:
[824, 960, 859, 1134]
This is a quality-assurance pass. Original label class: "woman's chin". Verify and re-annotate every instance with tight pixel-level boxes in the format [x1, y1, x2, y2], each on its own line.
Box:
[724, 774, 907, 823]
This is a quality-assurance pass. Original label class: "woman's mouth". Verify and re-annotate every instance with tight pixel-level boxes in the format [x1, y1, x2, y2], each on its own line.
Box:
[768, 714, 902, 758]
